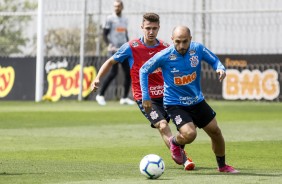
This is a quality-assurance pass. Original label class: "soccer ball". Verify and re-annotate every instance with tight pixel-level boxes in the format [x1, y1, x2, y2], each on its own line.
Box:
[139, 154, 165, 179]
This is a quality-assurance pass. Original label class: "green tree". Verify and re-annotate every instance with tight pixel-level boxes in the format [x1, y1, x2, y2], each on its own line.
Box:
[44, 14, 107, 56]
[0, 0, 36, 56]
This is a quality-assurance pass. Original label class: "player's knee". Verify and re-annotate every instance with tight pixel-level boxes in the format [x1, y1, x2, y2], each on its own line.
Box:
[208, 127, 223, 141]
[155, 120, 169, 131]
[211, 126, 222, 136]
[181, 130, 197, 144]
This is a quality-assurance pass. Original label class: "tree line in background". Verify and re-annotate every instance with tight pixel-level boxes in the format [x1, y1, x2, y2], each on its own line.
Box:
[0, 0, 106, 57]
[0, 0, 36, 56]
[44, 15, 107, 56]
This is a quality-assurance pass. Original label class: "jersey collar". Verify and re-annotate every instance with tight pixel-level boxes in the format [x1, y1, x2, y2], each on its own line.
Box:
[140, 37, 160, 48]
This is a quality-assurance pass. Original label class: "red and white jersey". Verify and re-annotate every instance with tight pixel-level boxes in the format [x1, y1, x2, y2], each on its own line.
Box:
[113, 37, 169, 100]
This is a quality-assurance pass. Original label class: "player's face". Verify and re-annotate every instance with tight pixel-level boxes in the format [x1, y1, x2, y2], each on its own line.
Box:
[114, 2, 123, 15]
[141, 20, 160, 45]
[172, 32, 192, 55]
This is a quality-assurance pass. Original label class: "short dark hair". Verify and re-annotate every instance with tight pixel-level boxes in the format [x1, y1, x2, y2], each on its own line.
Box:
[143, 13, 160, 24]
[114, 0, 123, 8]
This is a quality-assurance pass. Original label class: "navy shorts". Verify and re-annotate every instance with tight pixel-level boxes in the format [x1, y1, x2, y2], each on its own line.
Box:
[164, 100, 216, 130]
[136, 98, 170, 128]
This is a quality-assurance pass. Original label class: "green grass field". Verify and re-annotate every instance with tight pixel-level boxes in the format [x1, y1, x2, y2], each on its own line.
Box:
[0, 100, 282, 184]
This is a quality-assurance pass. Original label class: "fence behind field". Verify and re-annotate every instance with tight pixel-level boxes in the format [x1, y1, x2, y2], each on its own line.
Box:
[0, 0, 282, 57]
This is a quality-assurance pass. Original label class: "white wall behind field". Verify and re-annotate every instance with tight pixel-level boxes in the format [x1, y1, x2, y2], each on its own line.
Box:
[5, 0, 282, 55]
[44, 0, 282, 54]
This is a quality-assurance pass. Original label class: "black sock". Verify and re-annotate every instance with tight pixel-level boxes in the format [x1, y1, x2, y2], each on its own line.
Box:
[216, 155, 226, 168]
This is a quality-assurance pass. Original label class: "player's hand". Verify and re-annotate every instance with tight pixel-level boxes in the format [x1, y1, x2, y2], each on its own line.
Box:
[90, 79, 100, 92]
[216, 69, 226, 82]
[142, 100, 152, 113]
[107, 44, 117, 52]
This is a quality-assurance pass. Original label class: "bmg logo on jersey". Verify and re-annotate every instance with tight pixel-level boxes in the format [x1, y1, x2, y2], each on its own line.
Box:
[190, 56, 199, 67]
[174, 71, 197, 85]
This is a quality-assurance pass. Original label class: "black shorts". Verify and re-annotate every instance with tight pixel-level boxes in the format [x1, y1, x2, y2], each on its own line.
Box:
[164, 100, 216, 130]
[136, 98, 170, 128]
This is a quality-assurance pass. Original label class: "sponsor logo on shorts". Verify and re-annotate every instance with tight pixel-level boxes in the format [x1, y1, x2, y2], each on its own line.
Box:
[175, 115, 182, 125]
[150, 111, 159, 120]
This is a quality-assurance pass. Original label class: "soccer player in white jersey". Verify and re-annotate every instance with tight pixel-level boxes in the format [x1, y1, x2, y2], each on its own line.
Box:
[140, 26, 239, 173]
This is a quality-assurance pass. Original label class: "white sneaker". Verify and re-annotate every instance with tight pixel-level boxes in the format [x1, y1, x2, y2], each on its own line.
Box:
[96, 95, 106, 106]
[120, 98, 135, 105]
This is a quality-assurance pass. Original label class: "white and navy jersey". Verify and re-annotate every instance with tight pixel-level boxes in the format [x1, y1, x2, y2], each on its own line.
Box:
[104, 13, 128, 48]
[140, 41, 225, 106]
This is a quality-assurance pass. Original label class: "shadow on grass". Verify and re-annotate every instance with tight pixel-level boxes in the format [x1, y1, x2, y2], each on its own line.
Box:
[145, 178, 172, 181]
[170, 167, 282, 177]
[0, 172, 45, 176]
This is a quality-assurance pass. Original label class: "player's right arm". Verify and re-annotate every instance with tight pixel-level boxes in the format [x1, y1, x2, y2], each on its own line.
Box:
[91, 57, 117, 92]
[91, 42, 131, 92]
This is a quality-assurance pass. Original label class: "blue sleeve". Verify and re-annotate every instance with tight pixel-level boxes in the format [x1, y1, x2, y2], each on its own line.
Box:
[112, 43, 131, 63]
[139, 55, 162, 101]
[201, 45, 225, 71]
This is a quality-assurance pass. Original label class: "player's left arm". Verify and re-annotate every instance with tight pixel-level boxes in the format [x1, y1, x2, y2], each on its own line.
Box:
[202, 46, 226, 82]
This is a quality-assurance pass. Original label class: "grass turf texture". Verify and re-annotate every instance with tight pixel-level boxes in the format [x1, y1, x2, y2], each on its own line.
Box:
[0, 100, 281, 184]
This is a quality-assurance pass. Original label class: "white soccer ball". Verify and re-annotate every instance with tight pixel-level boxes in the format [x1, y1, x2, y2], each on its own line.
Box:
[139, 154, 165, 179]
